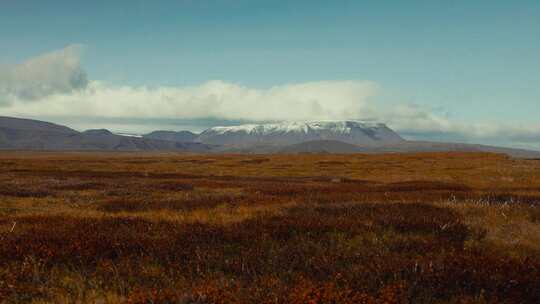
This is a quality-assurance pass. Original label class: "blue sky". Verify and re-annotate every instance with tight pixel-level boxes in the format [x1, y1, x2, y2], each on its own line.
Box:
[1, 1, 539, 148]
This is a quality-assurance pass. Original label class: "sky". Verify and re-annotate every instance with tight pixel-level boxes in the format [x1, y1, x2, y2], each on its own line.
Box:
[1, 0, 539, 148]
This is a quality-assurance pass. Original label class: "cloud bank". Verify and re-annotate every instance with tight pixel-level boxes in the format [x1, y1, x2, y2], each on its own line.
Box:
[2, 80, 379, 122]
[1, 46, 539, 148]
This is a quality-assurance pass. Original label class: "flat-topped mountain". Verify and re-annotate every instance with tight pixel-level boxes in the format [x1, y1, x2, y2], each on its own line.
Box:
[196, 121, 405, 146]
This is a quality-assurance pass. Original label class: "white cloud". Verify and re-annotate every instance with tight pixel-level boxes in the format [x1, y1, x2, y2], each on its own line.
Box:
[382, 104, 540, 145]
[0, 45, 87, 104]
[3, 79, 379, 122]
[1, 46, 540, 148]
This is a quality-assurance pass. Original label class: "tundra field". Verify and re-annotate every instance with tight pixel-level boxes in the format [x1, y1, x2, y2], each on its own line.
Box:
[0, 152, 539, 303]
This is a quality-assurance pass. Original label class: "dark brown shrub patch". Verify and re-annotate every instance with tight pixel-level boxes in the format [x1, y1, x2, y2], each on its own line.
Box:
[239, 158, 270, 165]
[153, 182, 195, 191]
[381, 181, 472, 192]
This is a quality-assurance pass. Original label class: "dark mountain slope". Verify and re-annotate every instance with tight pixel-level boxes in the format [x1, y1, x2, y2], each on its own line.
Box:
[143, 130, 198, 143]
[0, 117, 213, 152]
[273, 140, 540, 158]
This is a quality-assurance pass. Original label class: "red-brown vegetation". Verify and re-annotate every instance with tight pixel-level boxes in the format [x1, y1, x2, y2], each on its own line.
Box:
[0, 152, 539, 303]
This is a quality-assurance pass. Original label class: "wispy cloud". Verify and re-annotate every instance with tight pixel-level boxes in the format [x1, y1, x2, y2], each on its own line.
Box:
[0, 45, 87, 104]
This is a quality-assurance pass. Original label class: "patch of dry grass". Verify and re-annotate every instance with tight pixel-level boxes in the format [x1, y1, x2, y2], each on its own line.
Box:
[442, 200, 540, 253]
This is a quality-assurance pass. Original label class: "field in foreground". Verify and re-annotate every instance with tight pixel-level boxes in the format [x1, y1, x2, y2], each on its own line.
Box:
[0, 152, 539, 303]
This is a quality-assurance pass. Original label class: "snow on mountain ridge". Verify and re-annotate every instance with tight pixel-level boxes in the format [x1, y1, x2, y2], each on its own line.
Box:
[197, 120, 404, 147]
[207, 120, 386, 136]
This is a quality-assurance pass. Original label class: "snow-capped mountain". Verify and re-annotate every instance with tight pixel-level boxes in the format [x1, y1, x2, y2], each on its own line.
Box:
[196, 120, 405, 146]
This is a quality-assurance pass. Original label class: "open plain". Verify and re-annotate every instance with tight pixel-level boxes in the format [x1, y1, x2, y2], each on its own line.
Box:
[0, 152, 539, 303]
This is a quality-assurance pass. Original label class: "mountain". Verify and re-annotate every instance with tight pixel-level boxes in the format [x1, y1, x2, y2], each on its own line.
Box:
[2, 116, 539, 158]
[143, 130, 198, 142]
[268, 140, 540, 158]
[82, 129, 115, 136]
[0, 116, 78, 150]
[0, 116, 213, 152]
[364, 141, 540, 159]
[196, 121, 405, 146]
[0, 116, 78, 134]
[199, 121, 540, 158]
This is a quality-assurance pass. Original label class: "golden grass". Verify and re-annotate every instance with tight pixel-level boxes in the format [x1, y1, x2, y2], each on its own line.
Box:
[443, 200, 540, 253]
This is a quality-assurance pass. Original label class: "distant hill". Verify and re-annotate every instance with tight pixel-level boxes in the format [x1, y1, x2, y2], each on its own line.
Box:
[82, 129, 115, 136]
[365, 141, 540, 159]
[143, 130, 198, 143]
[0, 116, 213, 152]
[272, 140, 540, 158]
[0, 116, 77, 134]
[1, 116, 540, 158]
